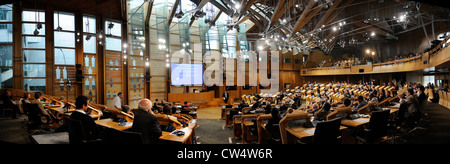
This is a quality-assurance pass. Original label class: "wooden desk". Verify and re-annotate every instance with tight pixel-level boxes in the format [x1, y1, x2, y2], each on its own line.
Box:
[160, 127, 194, 144]
[341, 118, 370, 127]
[95, 118, 194, 144]
[96, 118, 133, 131]
[286, 125, 347, 139]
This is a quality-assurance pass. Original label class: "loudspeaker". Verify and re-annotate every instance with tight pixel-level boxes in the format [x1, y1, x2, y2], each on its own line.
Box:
[145, 71, 152, 81]
[76, 64, 83, 82]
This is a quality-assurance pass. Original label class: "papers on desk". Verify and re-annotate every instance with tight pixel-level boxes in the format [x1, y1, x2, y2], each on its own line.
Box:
[390, 103, 400, 108]
[304, 128, 315, 135]
[117, 122, 133, 127]
[353, 118, 369, 123]
[170, 128, 189, 136]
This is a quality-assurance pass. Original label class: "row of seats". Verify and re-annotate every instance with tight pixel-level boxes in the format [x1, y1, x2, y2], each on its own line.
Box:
[438, 90, 450, 109]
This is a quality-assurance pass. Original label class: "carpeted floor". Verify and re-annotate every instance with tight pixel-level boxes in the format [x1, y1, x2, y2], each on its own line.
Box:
[195, 119, 237, 144]
[404, 103, 450, 144]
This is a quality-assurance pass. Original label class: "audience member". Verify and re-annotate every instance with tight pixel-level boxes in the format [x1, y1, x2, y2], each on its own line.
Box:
[131, 99, 162, 144]
[1, 89, 20, 119]
[69, 95, 100, 141]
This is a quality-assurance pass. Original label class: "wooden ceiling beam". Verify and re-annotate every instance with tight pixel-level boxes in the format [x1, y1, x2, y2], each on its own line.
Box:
[168, 0, 180, 26]
[289, 0, 317, 38]
[269, 0, 286, 23]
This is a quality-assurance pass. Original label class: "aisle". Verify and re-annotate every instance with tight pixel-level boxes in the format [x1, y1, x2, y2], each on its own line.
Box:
[195, 107, 238, 144]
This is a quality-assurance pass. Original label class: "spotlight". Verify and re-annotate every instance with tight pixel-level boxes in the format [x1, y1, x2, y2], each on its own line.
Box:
[33, 28, 39, 35]
[86, 34, 92, 41]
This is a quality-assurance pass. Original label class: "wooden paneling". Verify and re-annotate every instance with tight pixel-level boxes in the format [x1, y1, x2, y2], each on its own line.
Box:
[82, 53, 98, 104]
[105, 50, 123, 108]
[168, 91, 214, 103]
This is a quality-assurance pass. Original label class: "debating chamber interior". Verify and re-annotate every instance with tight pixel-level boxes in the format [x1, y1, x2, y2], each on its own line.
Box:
[1, 0, 450, 148]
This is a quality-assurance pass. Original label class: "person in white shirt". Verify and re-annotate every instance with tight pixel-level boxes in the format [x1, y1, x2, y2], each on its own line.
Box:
[112, 92, 123, 110]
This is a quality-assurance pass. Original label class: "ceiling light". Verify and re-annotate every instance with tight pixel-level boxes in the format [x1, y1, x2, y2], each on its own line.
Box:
[235, 4, 241, 10]
[332, 26, 337, 31]
[371, 32, 376, 37]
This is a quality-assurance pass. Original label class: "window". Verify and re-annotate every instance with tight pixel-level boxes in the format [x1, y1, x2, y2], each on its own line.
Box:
[22, 10, 45, 91]
[423, 75, 435, 86]
[83, 15, 97, 103]
[0, 4, 13, 90]
[83, 16, 96, 53]
[54, 12, 75, 65]
[105, 20, 122, 51]
[104, 20, 122, 108]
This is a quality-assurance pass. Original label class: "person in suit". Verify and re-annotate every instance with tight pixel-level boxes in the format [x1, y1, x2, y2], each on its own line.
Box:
[403, 88, 420, 122]
[416, 85, 427, 108]
[130, 99, 162, 144]
[69, 95, 100, 141]
[1, 89, 20, 119]
[315, 102, 331, 121]
[222, 91, 229, 104]
[352, 96, 367, 114]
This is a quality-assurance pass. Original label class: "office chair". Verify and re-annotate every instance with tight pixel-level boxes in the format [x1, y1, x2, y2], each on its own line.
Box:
[356, 109, 390, 144]
[66, 117, 101, 144]
[103, 128, 143, 144]
[312, 118, 342, 144]
[24, 103, 52, 135]
[267, 124, 282, 144]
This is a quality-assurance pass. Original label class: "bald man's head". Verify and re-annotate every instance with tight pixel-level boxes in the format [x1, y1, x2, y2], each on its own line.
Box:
[138, 99, 153, 112]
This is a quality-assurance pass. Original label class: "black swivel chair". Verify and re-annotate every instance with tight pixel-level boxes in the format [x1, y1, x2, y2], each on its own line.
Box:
[24, 103, 54, 136]
[312, 118, 342, 144]
[103, 128, 143, 144]
[66, 117, 101, 144]
[267, 124, 281, 144]
[357, 109, 390, 144]
[24, 103, 43, 130]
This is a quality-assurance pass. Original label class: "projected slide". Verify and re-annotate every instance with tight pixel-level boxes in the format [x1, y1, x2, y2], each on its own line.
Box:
[171, 63, 203, 86]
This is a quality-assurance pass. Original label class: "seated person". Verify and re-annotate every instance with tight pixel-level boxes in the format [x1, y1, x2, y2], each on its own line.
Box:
[315, 102, 331, 121]
[416, 85, 426, 108]
[338, 98, 352, 108]
[398, 93, 407, 104]
[403, 89, 420, 123]
[1, 89, 20, 119]
[307, 103, 320, 114]
[384, 89, 392, 99]
[131, 99, 162, 144]
[368, 93, 378, 103]
[69, 95, 100, 141]
[182, 101, 190, 107]
[32, 92, 54, 122]
[265, 107, 281, 143]
[19, 92, 32, 114]
[351, 96, 367, 114]
[378, 90, 386, 102]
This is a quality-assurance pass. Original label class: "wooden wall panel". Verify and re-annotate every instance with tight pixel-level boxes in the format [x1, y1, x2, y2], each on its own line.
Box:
[105, 50, 123, 108]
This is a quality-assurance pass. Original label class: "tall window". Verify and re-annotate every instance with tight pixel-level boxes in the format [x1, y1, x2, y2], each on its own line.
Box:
[22, 10, 46, 92]
[83, 15, 97, 103]
[104, 20, 122, 108]
[0, 4, 13, 88]
[54, 12, 76, 99]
